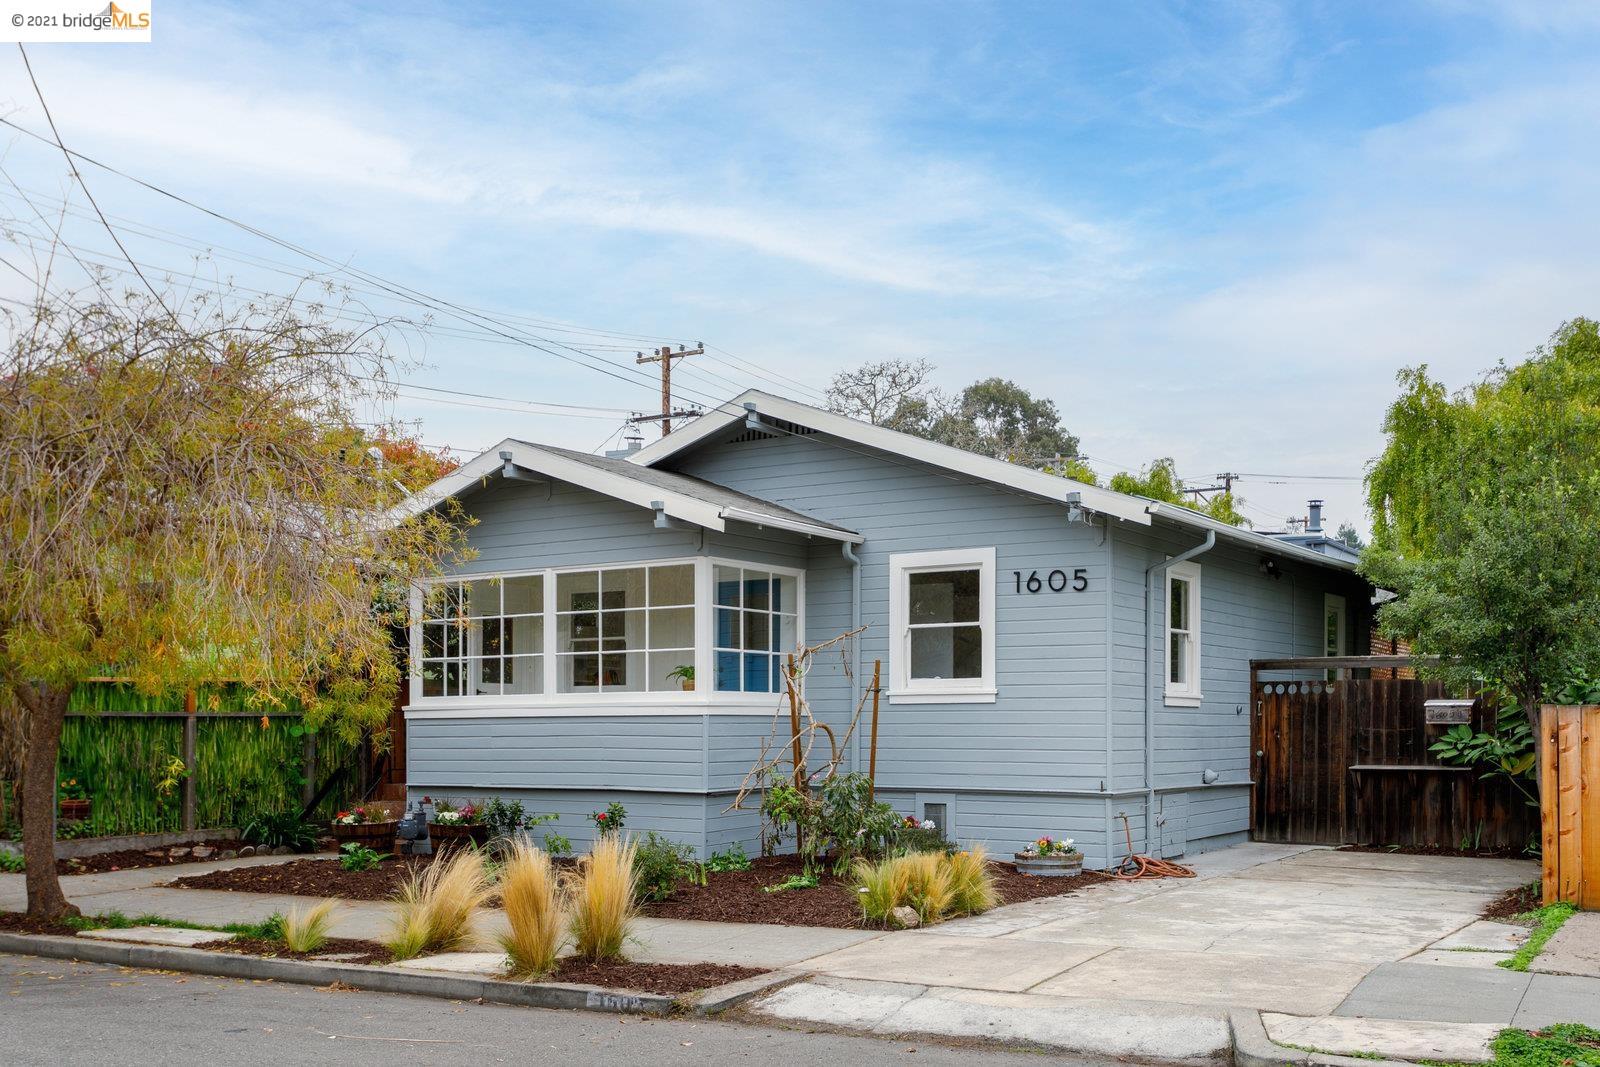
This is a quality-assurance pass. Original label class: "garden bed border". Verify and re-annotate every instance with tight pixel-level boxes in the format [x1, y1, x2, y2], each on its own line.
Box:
[0, 930, 803, 1018]
[0, 827, 240, 861]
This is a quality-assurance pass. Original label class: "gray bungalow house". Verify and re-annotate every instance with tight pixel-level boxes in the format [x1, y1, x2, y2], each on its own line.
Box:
[398, 390, 1371, 867]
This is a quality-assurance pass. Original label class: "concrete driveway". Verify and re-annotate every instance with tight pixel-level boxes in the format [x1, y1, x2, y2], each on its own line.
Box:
[794, 843, 1536, 1015]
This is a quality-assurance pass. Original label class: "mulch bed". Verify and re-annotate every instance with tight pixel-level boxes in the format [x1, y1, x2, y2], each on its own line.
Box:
[0, 910, 83, 936]
[549, 958, 766, 995]
[194, 935, 393, 965]
[56, 839, 248, 876]
[173, 855, 433, 900]
[1338, 843, 1526, 859]
[639, 854, 1109, 929]
[1481, 881, 1542, 921]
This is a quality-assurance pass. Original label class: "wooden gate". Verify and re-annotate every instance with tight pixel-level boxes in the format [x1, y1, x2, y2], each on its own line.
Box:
[1252, 669, 1537, 849]
[1541, 704, 1599, 908]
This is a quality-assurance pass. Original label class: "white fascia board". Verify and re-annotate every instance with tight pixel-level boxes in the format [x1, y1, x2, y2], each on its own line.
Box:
[1145, 502, 1359, 574]
[719, 506, 863, 544]
[388, 439, 727, 532]
[631, 390, 1153, 527]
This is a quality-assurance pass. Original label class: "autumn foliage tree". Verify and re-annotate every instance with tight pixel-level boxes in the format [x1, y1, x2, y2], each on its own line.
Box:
[0, 288, 465, 918]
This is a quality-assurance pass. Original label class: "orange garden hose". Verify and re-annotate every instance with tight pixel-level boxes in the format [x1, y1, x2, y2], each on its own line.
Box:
[1107, 812, 1197, 880]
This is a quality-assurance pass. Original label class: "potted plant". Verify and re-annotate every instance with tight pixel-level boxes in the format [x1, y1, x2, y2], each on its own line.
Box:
[1013, 835, 1083, 877]
[58, 778, 90, 822]
[667, 664, 695, 692]
[330, 804, 400, 847]
[429, 800, 490, 847]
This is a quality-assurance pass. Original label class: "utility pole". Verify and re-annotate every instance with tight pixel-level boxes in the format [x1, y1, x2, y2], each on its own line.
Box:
[635, 343, 704, 436]
[1181, 472, 1241, 502]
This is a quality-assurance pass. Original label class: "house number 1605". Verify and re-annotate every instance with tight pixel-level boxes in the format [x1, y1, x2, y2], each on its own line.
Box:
[1013, 569, 1088, 593]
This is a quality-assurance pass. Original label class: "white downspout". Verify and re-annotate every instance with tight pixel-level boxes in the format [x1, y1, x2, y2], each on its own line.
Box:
[1144, 530, 1215, 855]
[842, 541, 863, 772]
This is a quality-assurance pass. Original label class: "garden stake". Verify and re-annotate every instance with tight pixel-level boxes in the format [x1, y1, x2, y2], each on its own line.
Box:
[867, 660, 882, 804]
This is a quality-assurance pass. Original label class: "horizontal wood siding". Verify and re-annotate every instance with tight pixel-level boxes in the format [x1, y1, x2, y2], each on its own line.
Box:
[407, 716, 707, 793]
[668, 432, 1112, 795]
[406, 784, 708, 855]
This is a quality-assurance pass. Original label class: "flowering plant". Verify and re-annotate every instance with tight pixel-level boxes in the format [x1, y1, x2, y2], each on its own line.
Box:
[334, 807, 370, 826]
[431, 801, 481, 826]
[1018, 835, 1078, 857]
[901, 815, 937, 832]
[591, 801, 627, 837]
[57, 777, 88, 801]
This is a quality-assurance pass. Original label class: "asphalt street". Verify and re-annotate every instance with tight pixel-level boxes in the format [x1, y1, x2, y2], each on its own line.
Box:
[0, 952, 1109, 1065]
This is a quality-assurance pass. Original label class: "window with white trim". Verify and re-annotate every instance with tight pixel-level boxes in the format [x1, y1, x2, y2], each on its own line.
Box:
[714, 565, 799, 693]
[555, 563, 695, 694]
[889, 547, 996, 702]
[1165, 561, 1202, 705]
[420, 575, 544, 698]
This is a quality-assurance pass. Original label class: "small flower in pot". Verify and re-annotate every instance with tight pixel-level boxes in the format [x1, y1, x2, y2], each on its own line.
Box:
[58, 778, 91, 821]
[1014, 834, 1082, 877]
[667, 664, 695, 692]
[429, 801, 488, 845]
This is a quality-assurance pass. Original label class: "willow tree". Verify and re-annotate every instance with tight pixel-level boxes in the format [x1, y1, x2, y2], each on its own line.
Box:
[0, 289, 466, 918]
[1362, 318, 1600, 733]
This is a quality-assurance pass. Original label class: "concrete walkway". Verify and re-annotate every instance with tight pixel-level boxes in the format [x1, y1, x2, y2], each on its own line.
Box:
[0, 853, 874, 969]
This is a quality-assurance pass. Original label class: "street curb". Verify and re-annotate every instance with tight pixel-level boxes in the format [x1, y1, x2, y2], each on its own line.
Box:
[683, 967, 808, 1015]
[1227, 1010, 1420, 1067]
[0, 931, 684, 1016]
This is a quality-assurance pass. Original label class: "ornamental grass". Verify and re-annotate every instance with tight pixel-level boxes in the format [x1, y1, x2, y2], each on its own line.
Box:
[385, 847, 494, 961]
[281, 897, 339, 953]
[945, 846, 999, 916]
[569, 835, 638, 962]
[852, 854, 913, 926]
[497, 840, 566, 978]
[901, 851, 956, 924]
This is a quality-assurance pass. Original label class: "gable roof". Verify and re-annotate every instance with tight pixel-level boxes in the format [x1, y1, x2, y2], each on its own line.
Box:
[630, 390, 1358, 573]
[392, 437, 862, 543]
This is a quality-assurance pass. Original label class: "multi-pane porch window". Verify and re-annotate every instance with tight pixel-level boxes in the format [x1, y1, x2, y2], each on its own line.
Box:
[419, 575, 544, 697]
[714, 565, 798, 693]
[555, 564, 695, 693]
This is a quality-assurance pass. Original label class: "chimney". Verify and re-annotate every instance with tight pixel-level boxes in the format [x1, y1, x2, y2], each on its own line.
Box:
[1307, 499, 1324, 534]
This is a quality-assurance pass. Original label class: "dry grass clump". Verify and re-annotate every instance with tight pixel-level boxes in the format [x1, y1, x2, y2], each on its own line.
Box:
[281, 898, 339, 953]
[385, 848, 494, 961]
[851, 847, 998, 927]
[497, 840, 565, 978]
[569, 835, 638, 961]
[945, 846, 999, 916]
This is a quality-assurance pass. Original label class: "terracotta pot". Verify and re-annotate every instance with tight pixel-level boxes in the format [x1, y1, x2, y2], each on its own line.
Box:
[330, 820, 399, 847]
[681, 679, 695, 692]
[1013, 852, 1083, 877]
[59, 798, 91, 822]
[428, 822, 490, 847]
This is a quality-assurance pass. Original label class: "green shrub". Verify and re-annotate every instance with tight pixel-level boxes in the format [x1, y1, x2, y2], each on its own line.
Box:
[633, 831, 695, 902]
[541, 831, 572, 857]
[241, 811, 319, 853]
[339, 843, 389, 872]
[0, 850, 23, 873]
[1490, 1023, 1600, 1067]
[706, 843, 752, 873]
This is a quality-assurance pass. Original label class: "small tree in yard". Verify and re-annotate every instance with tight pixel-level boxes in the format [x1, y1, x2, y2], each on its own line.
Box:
[0, 286, 465, 918]
[1361, 319, 1600, 747]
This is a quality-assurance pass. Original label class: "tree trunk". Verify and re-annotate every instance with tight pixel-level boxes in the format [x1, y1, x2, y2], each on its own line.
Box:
[17, 682, 78, 920]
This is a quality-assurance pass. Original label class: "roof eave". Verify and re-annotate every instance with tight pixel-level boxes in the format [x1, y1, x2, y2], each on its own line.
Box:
[1145, 502, 1361, 573]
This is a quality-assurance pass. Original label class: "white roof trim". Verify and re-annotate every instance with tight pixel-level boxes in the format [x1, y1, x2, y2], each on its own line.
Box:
[1144, 502, 1359, 572]
[630, 390, 1153, 526]
[390, 439, 727, 532]
[720, 506, 863, 544]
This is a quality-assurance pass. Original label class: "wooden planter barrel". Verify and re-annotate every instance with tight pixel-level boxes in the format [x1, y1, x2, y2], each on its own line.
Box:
[429, 823, 490, 848]
[1013, 852, 1083, 877]
[59, 798, 91, 822]
[330, 821, 399, 847]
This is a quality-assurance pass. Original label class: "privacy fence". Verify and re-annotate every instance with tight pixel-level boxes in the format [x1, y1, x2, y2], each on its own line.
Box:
[2, 682, 356, 838]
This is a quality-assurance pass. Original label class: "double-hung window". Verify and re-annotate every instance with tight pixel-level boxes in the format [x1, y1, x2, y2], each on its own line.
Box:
[419, 575, 544, 697]
[888, 547, 996, 703]
[555, 563, 695, 694]
[714, 565, 799, 693]
[1165, 561, 1202, 706]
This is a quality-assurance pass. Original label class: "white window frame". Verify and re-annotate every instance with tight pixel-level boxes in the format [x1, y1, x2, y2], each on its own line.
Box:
[1323, 593, 1347, 657]
[407, 555, 804, 716]
[888, 546, 997, 704]
[1164, 561, 1203, 707]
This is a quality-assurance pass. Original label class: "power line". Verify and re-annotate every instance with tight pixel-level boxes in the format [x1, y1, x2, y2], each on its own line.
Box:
[15, 45, 175, 321]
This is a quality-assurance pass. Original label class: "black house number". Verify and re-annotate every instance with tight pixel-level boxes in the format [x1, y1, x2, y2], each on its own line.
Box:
[1013, 569, 1088, 593]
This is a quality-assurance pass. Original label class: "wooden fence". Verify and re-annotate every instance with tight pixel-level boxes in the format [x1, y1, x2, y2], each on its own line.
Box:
[1541, 704, 1599, 909]
[1251, 660, 1538, 850]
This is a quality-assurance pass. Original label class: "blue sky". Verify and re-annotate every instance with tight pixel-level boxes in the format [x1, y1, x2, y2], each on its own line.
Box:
[2, 1, 1598, 531]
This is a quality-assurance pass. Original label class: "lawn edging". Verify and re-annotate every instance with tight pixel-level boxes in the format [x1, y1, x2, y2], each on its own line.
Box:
[1228, 1010, 1416, 1067]
[0, 930, 776, 1017]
